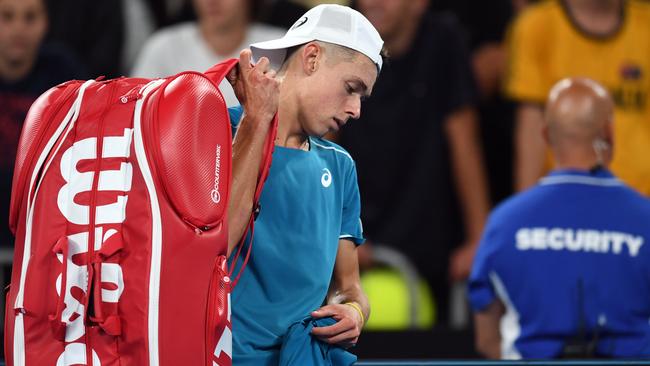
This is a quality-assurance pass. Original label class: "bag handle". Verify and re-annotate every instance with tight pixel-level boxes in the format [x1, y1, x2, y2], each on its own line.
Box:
[205, 59, 278, 288]
[203, 58, 239, 86]
[228, 110, 278, 288]
[206, 59, 279, 287]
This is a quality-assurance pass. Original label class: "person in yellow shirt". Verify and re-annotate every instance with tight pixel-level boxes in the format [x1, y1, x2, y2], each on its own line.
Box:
[506, 0, 650, 194]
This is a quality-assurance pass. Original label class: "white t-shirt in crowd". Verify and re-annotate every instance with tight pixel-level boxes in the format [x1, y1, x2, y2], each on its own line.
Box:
[131, 22, 286, 106]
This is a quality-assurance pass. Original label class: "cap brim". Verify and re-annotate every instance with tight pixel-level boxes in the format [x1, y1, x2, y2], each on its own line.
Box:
[250, 36, 314, 71]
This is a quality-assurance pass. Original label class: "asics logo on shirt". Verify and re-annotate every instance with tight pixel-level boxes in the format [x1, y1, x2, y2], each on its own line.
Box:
[321, 168, 332, 188]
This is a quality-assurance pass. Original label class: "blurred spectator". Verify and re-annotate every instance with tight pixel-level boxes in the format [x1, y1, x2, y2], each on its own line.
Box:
[121, 0, 202, 75]
[0, 0, 86, 248]
[45, 0, 124, 78]
[506, 0, 650, 195]
[469, 78, 650, 359]
[339, 0, 490, 325]
[431, 0, 528, 205]
[131, 0, 284, 106]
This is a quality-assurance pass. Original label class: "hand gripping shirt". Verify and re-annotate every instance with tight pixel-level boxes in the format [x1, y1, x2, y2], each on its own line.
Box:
[229, 128, 364, 366]
[469, 169, 650, 358]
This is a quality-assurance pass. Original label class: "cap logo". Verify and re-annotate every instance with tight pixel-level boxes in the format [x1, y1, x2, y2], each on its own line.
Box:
[291, 16, 308, 30]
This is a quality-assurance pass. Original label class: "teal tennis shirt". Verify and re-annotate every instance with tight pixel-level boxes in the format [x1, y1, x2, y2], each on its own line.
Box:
[228, 109, 364, 365]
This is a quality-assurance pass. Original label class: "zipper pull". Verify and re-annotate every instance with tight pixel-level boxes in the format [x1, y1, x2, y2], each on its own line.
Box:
[119, 93, 139, 104]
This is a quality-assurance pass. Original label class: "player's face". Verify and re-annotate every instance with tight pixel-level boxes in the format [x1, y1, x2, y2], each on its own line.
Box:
[0, 0, 47, 66]
[298, 52, 377, 137]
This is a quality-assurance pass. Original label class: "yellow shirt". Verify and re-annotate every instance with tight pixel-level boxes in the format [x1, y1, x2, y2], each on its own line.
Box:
[505, 0, 650, 194]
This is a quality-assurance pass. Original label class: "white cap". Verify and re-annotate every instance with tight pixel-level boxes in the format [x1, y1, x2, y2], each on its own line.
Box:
[250, 4, 384, 71]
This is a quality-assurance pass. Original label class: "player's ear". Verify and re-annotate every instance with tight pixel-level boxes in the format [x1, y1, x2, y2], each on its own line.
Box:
[301, 42, 322, 75]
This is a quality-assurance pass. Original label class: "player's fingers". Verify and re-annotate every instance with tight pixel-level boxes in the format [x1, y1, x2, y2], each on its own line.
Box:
[311, 305, 337, 319]
[321, 329, 359, 345]
[226, 67, 239, 85]
[311, 319, 349, 337]
[239, 49, 253, 72]
[254, 56, 270, 73]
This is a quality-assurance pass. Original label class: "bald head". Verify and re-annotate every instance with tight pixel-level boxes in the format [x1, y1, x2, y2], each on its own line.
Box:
[545, 78, 613, 145]
[544, 78, 614, 167]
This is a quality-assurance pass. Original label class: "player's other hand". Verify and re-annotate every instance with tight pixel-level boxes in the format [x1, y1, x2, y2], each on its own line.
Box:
[227, 49, 279, 125]
[310, 303, 363, 348]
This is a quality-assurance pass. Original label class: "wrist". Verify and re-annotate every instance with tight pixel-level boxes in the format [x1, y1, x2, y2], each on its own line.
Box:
[344, 301, 365, 328]
[240, 113, 275, 135]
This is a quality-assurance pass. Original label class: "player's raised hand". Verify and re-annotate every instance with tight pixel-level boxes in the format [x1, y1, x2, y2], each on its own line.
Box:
[227, 49, 280, 124]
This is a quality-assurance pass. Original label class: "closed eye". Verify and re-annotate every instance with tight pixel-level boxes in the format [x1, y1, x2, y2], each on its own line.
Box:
[345, 82, 370, 101]
[345, 83, 355, 95]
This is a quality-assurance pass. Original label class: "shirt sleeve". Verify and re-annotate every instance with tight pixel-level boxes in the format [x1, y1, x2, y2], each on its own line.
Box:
[504, 7, 551, 103]
[340, 161, 365, 245]
[228, 105, 244, 138]
[467, 214, 500, 311]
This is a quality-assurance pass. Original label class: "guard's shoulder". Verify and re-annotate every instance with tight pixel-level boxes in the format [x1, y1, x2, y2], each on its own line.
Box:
[616, 184, 650, 214]
[488, 187, 544, 225]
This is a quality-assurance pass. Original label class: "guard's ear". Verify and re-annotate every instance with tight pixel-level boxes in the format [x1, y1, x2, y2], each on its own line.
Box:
[600, 119, 615, 164]
[542, 123, 551, 146]
[603, 119, 614, 148]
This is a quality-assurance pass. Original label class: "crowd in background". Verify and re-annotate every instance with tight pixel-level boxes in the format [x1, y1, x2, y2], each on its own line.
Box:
[2, 0, 650, 360]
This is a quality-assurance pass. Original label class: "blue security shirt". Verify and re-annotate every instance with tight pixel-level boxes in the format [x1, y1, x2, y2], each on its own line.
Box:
[228, 107, 364, 365]
[468, 169, 650, 359]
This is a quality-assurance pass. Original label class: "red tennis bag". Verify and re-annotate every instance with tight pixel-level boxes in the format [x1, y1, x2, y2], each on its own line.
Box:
[4, 59, 276, 366]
